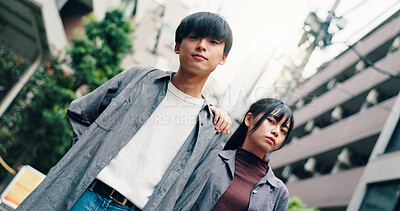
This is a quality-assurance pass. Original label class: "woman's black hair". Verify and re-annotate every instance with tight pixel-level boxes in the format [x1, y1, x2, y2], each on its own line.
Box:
[175, 12, 233, 55]
[224, 98, 294, 151]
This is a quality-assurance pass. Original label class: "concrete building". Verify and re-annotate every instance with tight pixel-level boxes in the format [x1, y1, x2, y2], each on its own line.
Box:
[121, 0, 188, 72]
[348, 90, 400, 210]
[0, 0, 136, 118]
[268, 11, 400, 211]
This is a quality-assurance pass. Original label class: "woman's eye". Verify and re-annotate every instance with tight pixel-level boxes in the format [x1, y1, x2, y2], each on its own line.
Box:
[267, 118, 274, 124]
[281, 129, 287, 135]
[189, 35, 198, 39]
[211, 40, 220, 44]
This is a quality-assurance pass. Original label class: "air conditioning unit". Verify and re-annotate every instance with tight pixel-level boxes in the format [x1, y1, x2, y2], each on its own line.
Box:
[388, 36, 400, 54]
[355, 60, 367, 73]
[304, 120, 315, 132]
[304, 157, 320, 176]
[331, 106, 343, 121]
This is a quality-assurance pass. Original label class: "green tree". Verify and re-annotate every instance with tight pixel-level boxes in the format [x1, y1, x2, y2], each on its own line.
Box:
[0, 9, 133, 183]
[70, 10, 133, 91]
[0, 48, 28, 159]
[0, 48, 27, 100]
[289, 196, 320, 211]
[0, 53, 75, 182]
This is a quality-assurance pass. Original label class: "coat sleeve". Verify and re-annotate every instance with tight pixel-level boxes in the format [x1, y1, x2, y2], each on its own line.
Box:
[67, 67, 141, 145]
[275, 187, 289, 211]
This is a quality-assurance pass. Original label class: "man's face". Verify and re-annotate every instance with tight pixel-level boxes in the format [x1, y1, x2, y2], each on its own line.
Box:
[175, 33, 227, 76]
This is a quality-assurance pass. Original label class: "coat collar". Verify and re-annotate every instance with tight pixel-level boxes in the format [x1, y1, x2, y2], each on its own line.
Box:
[155, 69, 174, 81]
[218, 149, 280, 188]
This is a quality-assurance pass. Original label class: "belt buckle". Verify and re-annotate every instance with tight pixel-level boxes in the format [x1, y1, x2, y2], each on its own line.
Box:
[109, 190, 128, 206]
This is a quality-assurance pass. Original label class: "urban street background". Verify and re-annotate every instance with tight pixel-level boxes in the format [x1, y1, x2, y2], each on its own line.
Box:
[0, 0, 400, 210]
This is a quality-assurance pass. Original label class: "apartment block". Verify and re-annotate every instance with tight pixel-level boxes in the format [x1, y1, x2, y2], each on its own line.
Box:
[269, 11, 400, 211]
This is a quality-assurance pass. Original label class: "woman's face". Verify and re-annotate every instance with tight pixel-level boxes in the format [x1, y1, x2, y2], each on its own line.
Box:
[242, 111, 290, 159]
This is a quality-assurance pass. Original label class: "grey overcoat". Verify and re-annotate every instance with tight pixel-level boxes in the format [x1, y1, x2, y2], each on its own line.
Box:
[17, 66, 224, 210]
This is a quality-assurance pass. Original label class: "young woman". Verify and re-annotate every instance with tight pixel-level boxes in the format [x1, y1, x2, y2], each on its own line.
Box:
[193, 98, 294, 211]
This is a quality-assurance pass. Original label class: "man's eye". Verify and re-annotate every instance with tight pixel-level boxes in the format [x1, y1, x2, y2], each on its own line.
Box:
[189, 35, 198, 39]
[211, 40, 220, 44]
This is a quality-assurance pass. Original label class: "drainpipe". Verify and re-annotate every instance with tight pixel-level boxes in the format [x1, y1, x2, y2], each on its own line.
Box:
[0, 9, 43, 118]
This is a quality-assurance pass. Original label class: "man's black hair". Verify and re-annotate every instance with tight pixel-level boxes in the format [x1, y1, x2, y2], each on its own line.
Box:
[175, 12, 233, 55]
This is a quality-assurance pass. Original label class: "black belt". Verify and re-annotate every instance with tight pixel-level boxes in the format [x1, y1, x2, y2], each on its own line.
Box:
[91, 179, 134, 207]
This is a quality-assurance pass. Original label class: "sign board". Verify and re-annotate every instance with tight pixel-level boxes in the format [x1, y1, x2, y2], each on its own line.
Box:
[1, 165, 45, 209]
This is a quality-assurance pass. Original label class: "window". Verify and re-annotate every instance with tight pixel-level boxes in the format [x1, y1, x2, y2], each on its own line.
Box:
[385, 118, 400, 153]
[360, 180, 400, 211]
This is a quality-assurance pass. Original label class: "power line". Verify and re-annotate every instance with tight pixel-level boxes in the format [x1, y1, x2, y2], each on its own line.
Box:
[340, 0, 372, 16]
[346, 43, 400, 78]
[337, 1, 400, 46]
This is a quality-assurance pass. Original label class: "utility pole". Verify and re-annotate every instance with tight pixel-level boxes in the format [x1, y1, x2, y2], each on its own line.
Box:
[279, 0, 342, 102]
[151, 5, 165, 56]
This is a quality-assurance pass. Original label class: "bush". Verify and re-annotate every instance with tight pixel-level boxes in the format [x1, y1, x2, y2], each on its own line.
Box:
[0, 9, 133, 181]
[289, 196, 320, 211]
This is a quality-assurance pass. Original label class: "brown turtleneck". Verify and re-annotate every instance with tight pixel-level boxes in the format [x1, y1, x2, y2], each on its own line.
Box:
[212, 148, 269, 211]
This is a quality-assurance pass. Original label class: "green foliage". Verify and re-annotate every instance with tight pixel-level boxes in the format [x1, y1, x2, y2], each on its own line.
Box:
[0, 9, 133, 181]
[0, 53, 75, 180]
[288, 196, 320, 211]
[69, 10, 133, 90]
[0, 49, 27, 156]
[0, 48, 28, 100]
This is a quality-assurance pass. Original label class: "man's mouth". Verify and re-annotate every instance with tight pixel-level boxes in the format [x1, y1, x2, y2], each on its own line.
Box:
[192, 54, 207, 60]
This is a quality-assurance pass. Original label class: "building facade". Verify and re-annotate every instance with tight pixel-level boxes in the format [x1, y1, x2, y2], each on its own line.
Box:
[348, 90, 400, 211]
[268, 11, 400, 211]
[121, 0, 188, 71]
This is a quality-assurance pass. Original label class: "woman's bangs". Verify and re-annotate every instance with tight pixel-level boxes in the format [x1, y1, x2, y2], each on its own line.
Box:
[270, 106, 293, 128]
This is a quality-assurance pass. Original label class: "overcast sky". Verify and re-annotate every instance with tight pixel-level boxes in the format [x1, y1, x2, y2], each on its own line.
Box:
[179, 0, 400, 91]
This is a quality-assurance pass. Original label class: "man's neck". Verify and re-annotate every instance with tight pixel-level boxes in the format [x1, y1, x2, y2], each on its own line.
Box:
[171, 71, 209, 99]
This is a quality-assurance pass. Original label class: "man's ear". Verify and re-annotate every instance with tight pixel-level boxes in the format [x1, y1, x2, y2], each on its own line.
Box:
[174, 43, 181, 54]
[219, 53, 228, 65]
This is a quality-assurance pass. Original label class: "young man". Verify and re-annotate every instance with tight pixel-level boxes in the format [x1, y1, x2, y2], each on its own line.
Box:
[17, 12, 233, 211]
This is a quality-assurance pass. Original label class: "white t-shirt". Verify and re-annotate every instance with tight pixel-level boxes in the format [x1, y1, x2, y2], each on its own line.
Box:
[97, 82, 203, 209]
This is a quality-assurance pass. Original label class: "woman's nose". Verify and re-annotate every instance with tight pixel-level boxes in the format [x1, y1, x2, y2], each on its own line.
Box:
[271, 128, 279, 137]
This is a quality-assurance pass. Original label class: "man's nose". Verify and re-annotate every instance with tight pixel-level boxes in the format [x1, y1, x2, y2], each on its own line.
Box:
[196, 39, 207, 51]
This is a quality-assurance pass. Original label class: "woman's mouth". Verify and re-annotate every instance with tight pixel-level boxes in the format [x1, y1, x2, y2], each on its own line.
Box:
[266, 137, 275, 145]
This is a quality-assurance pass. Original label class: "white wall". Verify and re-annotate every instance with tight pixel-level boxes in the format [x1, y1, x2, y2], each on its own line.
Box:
[92, 0, 122, 20]
[36, 0, 68, 51]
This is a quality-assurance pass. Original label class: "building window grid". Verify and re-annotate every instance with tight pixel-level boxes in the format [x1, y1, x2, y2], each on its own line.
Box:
[280, 95, 398, 181]
[288, 86, 400, 145]
[385, 118, 400, 153]
[290, 35, 399, 112]
[276, 135, 375, 183]
[273, 28, 400, 186]
[360, 180, 400, 211]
